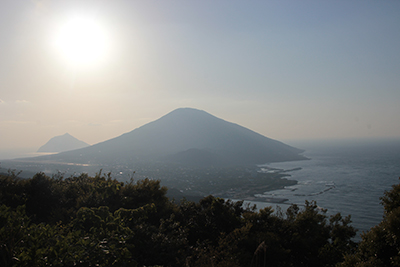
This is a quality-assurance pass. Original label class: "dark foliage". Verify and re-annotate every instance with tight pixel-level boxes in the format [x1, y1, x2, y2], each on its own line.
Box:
[0, 171, 363, 267]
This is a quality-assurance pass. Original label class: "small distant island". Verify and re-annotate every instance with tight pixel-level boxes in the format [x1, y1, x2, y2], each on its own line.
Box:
[37, 133, 89, 153]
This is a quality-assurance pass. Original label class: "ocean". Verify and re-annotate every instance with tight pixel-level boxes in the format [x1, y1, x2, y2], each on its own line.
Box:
[251, 138, 400, 238]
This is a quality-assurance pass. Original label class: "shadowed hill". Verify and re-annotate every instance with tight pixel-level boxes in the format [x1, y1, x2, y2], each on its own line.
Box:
[37, 133, 89, 153]
[23, 108, 307, 167]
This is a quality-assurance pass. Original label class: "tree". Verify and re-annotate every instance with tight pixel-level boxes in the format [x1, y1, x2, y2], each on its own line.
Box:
[239, 201, 356, 267]
[0, 171, 360, 266]
[0, 205, 30, 267]
[340, 178, 400, 266]
[177, 196, 249, 246]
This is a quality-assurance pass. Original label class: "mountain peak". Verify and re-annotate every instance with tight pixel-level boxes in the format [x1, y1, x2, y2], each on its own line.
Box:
[35, 108, 306, 166]
[159, 108, 215, 121]
[37, 133, 89, 153]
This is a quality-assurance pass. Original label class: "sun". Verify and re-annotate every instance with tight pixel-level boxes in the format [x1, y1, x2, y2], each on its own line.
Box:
[54, 15, 109, 68]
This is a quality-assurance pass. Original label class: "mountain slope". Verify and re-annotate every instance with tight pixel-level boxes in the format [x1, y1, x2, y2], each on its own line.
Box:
[37, 133, 89, 153]
[30, 108, 306, 166]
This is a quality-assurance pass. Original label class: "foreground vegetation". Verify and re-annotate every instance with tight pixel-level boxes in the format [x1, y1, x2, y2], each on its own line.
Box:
[0, 171, 399, 266]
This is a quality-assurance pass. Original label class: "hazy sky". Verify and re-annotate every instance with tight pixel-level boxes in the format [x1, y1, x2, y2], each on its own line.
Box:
[1, 0, 400, 154]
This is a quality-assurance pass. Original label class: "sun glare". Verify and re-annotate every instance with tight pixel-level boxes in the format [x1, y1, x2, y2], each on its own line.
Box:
[54, 15, 109, 68]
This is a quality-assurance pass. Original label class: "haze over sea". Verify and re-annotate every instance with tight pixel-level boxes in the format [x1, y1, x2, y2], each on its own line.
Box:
[252, 138, 400, 237]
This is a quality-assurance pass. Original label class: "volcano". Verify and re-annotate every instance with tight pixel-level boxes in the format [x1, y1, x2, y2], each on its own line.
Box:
[24, 108, 307, 167]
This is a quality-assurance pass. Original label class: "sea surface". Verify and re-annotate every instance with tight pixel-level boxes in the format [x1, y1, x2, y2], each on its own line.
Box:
[251, 138, 400, 238]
